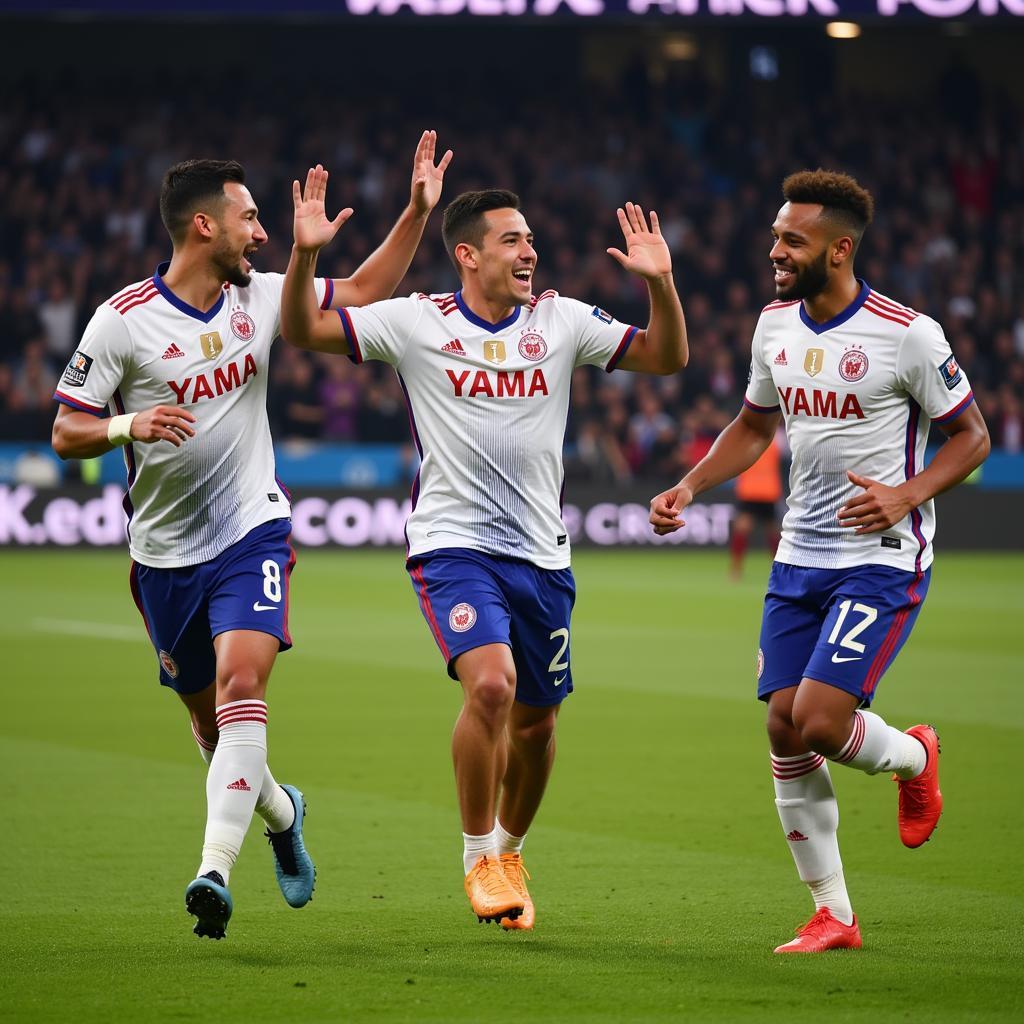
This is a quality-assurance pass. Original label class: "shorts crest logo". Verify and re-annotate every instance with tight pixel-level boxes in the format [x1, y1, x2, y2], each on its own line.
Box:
[159, 650, 179, 679]
[756, 647, 765, 680]
[230, 309, 256, 341]
[449, 602, 477, 633]
[200, 331, 223, 360]
[838, 346, 869, 382]
[518, 331, 548, 362]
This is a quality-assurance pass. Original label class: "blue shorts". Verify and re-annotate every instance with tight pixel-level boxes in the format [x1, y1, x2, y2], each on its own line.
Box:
[757, 561, 930, 706]
[407, 548, 576, 707]
[130, 517, 296, 695]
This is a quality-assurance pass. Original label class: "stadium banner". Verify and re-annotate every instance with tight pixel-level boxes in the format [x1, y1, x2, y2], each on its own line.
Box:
[5, 0, 1022, 16]
[1, 483, 1021, 550]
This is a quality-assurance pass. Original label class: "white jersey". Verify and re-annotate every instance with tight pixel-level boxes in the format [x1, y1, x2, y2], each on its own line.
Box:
[340, 290, 638, 569]
[744, 281, 975, 573]
[54, 264, 332, 568]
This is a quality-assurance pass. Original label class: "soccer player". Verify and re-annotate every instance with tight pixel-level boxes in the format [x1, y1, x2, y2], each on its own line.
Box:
[281, 186, 687, 928]
[50, 131, 453, 939]
[649, 171, 989, 953]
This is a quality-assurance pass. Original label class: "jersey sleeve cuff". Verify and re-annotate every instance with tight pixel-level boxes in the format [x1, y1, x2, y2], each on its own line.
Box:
[320, 278, 335, 311]
[337, 308, 363, 363]
[53, 390, 106, 416]
[743, 396, 781, 414]
[933, 390, 974, 424]
[605, 326, 639, 372]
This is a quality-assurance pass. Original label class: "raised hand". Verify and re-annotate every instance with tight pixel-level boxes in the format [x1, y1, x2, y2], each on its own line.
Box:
[292, 164, 354, 254]
[649, 481, 694, 535]
[607, 202, 672, 280]
[837, 470, 914, 535]
[410, 130, 453, 216]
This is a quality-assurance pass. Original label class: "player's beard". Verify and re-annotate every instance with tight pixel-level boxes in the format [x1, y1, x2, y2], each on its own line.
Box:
[775, 248, 829, 302]
[212, 238, 252, 288]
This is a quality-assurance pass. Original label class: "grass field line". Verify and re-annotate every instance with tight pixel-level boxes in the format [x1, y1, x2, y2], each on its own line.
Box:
[26, 617, 149, 642]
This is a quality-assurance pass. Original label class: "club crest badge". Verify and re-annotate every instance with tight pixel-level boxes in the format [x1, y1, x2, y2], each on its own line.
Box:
[519, 331, 548, 362]
[200, 331, 223, 360]
[230, 309, 256, 341]
[449, 602, 477, 633]
[838, 346, 869, 382]
[159, 650, 179, 679]
[803, 348, 824, 377]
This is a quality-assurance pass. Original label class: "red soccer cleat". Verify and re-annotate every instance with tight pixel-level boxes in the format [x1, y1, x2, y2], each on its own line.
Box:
[774, 907, 862, 954]
[896, 724, 942, 849]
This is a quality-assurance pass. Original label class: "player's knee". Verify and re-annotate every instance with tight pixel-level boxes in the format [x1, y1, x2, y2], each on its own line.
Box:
[793, 710, 846, 756]
[466, 674, 516, 722]
[765, 707, 799, 751]
[216, 665, 266, 705]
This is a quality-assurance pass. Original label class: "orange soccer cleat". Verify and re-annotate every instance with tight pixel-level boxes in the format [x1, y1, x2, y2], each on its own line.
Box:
[774, 908, 863, 954]
[464, 855, 525, 924]
[499, 853, 535, 931]
[896, 724, 943, 849]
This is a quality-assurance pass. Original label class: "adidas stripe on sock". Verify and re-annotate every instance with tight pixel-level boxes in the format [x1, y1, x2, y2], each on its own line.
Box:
[771, 751, 853, 926]
[197, 700, 269, 883]
[832, 710, 926, 780]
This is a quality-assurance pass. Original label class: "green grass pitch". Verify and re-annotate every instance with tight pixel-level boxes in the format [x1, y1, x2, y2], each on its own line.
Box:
[2, 548, 1022, 1023]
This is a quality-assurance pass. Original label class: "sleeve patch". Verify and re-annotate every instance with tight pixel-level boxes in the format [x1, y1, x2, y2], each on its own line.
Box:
[591, 306, 613, 324]
[938, 355, 962, 391]
[62, 351, 94, 388]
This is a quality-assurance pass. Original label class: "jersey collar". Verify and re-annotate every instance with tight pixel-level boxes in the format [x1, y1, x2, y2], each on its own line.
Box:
[799, 279, 869, 336]
[454, 290, 521, 334]
[153, 261, 227, 324]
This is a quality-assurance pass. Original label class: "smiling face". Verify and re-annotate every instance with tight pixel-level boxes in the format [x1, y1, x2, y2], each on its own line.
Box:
[458, 207, 537, 308]
[208, 182, 268, 288]
[769, 201, 835, 302]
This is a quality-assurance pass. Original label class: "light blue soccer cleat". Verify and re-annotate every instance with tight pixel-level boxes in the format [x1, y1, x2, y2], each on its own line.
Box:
[265, 784, 316, 908]
[185, 871, 233, 940]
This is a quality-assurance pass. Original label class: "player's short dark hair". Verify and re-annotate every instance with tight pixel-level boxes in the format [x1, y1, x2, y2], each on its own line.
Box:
[441, 189, 521, 273]
[159, 159, 246, 244]
[782, 169, 874, 253]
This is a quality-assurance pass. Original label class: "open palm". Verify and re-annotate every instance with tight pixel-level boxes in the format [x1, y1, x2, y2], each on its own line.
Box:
[292, 164, 353, 253]
[410, 129, 453, 216]
[607, 202, 672, 279]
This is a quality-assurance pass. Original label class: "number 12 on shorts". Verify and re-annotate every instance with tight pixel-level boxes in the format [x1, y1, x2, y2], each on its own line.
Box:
[827, 600, 877, 662]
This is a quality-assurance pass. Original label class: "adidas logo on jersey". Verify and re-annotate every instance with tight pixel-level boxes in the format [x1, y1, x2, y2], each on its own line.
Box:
[441, 339, 467, 356]
[774, 348, 788, 366]
[226, 778, 251, 792]
[162, 343, 185, 360]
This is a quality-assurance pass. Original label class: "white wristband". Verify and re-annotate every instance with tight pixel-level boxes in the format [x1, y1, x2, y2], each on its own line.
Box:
[107, 413, 136, 446]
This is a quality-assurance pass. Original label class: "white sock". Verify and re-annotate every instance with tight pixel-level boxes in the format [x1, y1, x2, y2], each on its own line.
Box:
[192, 721, 294, 833]
[495, 818, 525, 856]
[771, 752, 854, 926]
[463, 831, 497, 875]
[832, 710, 926, 780]
[197, 700, 269, 883]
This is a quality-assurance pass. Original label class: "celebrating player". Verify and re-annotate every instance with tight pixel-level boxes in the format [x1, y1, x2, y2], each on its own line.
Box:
[50, 131, 453, 939]
[281, 186, 687, 928]
[649, 171, 989, 953]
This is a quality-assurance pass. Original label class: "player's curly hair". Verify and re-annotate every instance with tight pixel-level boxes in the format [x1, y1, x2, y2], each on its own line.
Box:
[442, 189, 521, 274]
[160, 159, 246, 244]
[782, 169, 874, 252]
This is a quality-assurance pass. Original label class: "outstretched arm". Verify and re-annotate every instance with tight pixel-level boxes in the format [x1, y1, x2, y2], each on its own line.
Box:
[606, 203, 687, 375]
[649, 406, 779, 535]
[329, 130, 453, 307]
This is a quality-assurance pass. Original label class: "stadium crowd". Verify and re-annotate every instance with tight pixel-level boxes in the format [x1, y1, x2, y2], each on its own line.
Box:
[2, 65, 1022, 480]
